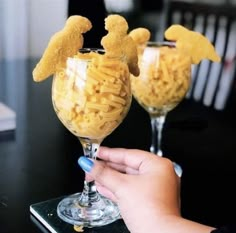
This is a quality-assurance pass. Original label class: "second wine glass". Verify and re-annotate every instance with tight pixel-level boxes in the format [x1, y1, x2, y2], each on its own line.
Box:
[52, 48, 132, 227]
[131, 42, 192, 176]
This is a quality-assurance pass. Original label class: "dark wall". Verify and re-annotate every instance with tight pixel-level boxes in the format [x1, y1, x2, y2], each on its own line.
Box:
[68, 0, 107, 48]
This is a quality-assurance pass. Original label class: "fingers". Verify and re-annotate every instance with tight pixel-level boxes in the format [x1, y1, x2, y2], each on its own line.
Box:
[95, 182, 118, 202]
[78, 156, 126, 194]
[85, 161, 138, 179]
[106, 162, 139, 175]
[98, 146, 156, 171]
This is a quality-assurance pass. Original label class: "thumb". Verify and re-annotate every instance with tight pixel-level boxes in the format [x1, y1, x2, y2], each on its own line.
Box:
[78, 156, 125, 194]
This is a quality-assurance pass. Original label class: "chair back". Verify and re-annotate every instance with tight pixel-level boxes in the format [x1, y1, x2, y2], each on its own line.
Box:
[166, 1, 236, 110]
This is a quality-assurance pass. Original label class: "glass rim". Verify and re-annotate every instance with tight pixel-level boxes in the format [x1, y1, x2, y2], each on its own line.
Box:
[79, 48, 105, 54]
[146, 41, 176, 47]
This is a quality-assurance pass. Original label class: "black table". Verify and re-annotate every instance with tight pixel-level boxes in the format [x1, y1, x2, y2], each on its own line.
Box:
[0, 59, 236, 233]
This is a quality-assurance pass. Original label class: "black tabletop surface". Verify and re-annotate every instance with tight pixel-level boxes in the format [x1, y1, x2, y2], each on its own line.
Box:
[0, 59, 236, 233]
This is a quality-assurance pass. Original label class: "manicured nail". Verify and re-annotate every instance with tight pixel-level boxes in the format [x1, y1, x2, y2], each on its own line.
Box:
[78, 156, 94, 172]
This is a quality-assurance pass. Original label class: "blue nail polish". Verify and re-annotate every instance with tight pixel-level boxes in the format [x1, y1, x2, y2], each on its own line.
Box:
[78, 156, 94, 172]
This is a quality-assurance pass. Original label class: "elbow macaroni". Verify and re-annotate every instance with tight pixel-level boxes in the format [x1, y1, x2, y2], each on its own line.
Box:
[131, 46, 191, 116]
[52, 52, 131, 139]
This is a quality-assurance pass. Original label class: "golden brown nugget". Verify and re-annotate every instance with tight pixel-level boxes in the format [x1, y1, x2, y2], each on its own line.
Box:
[129, 27, 151, 55]
[101, 14, 139, 76]
[129, 27, 151, 45]
[165, 24, 221, 64]
[104, 14, 128, 35]
[33, 15, 92, 82]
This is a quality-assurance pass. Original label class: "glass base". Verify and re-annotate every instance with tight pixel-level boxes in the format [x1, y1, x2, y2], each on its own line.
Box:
[57, 192, 121, 228]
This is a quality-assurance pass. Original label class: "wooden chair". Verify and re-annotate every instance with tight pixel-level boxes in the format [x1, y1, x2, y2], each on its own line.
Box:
[165, 1, 236, 110]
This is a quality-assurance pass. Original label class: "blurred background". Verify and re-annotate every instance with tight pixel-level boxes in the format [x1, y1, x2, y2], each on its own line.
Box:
[0, 0, 235, 57]
[0, 0, 234, 58]
[0, 0, 235, 110]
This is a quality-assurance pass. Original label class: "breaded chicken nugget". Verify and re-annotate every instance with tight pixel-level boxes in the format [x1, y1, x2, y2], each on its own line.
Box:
[101, 14, 139, 76]
[129, 27, 151, 45]
[33, 15, 92, 82]
[165, 24, 221, 64]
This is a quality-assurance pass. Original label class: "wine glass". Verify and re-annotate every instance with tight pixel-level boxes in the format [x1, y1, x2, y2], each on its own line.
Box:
[131, 41, 192, 177]
[51, 48, 132, 227]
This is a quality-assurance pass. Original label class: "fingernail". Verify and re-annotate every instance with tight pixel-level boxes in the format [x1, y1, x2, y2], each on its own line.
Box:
[78, 156, 94, 172]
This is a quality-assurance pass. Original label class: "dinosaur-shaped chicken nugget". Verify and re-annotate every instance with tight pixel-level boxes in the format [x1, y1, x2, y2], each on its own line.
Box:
[101, 14, 139, 76]
[33, 15, 92, 82]
[129, 27, 151, 46]
[165, 24, 221, 64]
[129, 27, 151, 54]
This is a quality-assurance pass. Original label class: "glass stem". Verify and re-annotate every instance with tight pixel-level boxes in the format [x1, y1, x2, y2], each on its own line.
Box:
[150, 115, 166, 156]
[78, 138, 102, 207]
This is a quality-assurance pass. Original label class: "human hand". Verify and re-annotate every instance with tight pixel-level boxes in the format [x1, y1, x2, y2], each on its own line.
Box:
[78, 146, 181, 233]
